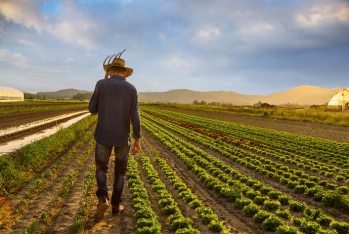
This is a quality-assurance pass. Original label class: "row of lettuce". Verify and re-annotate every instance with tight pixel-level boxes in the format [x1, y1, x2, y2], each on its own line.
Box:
[142, 107, 349, 168]
[141, 108, 349, 201]
[127, 150, 233, 233]
[141, 110, 349, 234]
[141, 110, 349, 213]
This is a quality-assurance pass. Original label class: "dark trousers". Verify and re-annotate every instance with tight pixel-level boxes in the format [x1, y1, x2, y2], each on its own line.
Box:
[95, 142, 130, 205]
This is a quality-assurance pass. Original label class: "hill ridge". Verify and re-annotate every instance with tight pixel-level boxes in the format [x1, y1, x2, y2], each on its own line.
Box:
[138, 85, 343, 105]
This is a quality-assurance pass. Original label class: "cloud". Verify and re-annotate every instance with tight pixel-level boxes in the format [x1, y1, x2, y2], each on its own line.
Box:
[0, 49, 29, 68]
[0, 0, 45, 32]
[194, 25, 221, 41]
[0, 0, 99, 49]
[237, 22, 274, 37]
[295, 1, 349, 26]
[47, 20, 97, 49]
[0, 0, 348, 94]
[64, 58, 76, 63]
[18, 39, 34, 46]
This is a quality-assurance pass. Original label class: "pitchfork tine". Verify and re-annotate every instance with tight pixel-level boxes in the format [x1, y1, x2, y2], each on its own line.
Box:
[103, 55, 110, 66]
[118, 49, 126, 58]
[108, 54, 116, 65]
[113, 52, 122, 63]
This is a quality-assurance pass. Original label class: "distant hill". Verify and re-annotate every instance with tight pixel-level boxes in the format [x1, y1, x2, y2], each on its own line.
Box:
[32, 85, 343, 105]
[139, 89, 259, 105]
[138, 85, 343, 105]
[37, 89, 91, 99]
[263, 85, 342, 105]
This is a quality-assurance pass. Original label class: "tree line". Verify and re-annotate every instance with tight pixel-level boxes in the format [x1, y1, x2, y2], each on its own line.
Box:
[24, 92, 93, 100]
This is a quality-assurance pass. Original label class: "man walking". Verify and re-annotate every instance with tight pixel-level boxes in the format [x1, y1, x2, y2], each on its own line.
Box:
[88, 50, 141, 221]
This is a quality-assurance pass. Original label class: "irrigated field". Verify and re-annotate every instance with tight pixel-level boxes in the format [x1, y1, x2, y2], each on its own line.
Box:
[1, 103, 349, 234]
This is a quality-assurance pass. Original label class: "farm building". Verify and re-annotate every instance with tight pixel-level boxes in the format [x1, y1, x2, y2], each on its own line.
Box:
[327, 88, 349, 112]
[0, 86, 24, 102]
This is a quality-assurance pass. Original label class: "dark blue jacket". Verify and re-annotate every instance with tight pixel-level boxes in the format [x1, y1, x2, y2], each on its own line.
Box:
[88, 75, 141, 147]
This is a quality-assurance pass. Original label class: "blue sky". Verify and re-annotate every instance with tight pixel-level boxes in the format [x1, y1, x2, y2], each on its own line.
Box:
[0, 0, 348, 95]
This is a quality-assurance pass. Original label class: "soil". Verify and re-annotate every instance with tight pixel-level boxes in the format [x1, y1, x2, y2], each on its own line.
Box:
[0, 107, 87, 130]
[0, 112, 88, 145]
[1, 132, 136, 234]
[157, 106, 349, 143]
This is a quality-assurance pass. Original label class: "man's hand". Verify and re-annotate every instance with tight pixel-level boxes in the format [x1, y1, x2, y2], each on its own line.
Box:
[132, 139, 141, 154]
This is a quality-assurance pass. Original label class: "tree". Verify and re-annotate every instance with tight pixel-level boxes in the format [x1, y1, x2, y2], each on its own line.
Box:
[72, 92, 93, 100]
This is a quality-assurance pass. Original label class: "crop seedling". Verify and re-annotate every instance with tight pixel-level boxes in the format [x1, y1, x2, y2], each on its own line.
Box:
[242, 203, 260, 217]
[275, 225, 300, 234]
[69, 216, 83, 233]
[253, 210, 271, 223]
[23, 221, 38, 234]
[276, 209, 292, 220]
[261, 215, 284, 232]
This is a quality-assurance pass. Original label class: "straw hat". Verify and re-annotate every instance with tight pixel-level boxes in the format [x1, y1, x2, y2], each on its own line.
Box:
[103, 49, 133, 79]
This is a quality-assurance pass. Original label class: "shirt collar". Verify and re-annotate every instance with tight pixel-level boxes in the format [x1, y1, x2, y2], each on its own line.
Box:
[110, 75, 126, 80]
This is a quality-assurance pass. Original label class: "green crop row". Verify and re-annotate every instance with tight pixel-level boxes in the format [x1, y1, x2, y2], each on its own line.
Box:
[153, 151, 230, 233]
[141, 111, 349, 213]
[126, 155, 162, 234]
[142, 107, 349, 166]
[141, 103, 349, 127]
[142, 110, 349, 191]
[139, 152, 201, 233]
[146, 109, 349, 182]
[0, 115, 97, 198]
[141, 112, 349, 220]
[141, 117, 349, 234]
[142, 111, 349, 219]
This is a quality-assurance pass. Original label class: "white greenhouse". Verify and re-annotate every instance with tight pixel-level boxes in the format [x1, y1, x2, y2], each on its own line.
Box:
[0, 86, 24, 102]
[327, 88, 349, 112]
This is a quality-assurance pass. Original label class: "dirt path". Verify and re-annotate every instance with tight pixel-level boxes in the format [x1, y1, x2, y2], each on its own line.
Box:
[83, 152, 136, 234]
[3, 142, 137, 233]
[158, 106, 349, 143]
[3, 134, 95, 233]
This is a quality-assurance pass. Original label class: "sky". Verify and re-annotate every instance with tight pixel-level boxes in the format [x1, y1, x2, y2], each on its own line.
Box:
[0, 0, 349, 95]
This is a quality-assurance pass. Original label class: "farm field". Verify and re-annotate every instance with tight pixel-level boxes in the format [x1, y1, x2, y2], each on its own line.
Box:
[0, 100, 88, 130]
[1, 104, 349, 233]
[150, 104, 349, 143]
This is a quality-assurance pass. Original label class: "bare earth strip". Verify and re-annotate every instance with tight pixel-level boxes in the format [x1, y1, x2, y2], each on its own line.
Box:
[83, 151, 136, 234]
[47, 154, 95, 233]
[0, 112, 88, 145]
[157, 106, 349, 143]
[0, 108, 87, 130]
[5, 138, 94, 233]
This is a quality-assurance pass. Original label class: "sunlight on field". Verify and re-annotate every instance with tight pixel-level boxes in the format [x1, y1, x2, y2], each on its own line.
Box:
[0, 197, 12, 223]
